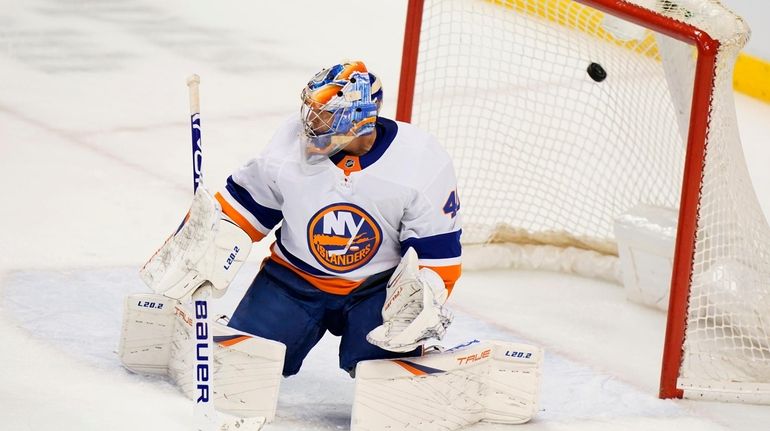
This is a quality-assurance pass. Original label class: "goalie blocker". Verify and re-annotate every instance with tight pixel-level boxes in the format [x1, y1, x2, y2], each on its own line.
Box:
[352, 340, 543, 430]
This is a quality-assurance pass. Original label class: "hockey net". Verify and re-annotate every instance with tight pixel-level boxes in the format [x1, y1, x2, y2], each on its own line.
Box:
[397, 0, 770, 402]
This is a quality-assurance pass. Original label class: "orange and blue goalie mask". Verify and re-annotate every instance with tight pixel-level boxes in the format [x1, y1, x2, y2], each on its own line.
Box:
[300, 62, 382, 164]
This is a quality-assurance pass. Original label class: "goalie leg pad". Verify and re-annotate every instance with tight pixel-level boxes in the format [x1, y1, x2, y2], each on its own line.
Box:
[119, 293, 181, 375]
[119, 293, 286, 421]
[351, 340, 543, 431]
[169, 306, 287, 421]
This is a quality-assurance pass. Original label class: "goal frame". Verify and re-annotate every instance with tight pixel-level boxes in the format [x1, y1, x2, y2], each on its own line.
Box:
[395, 0, 721, 399]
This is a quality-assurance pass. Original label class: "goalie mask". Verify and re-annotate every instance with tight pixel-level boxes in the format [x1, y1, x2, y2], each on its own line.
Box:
[300, 61, 382, 164]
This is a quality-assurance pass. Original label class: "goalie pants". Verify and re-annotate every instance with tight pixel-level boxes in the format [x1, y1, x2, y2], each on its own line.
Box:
[228, 258, 421, 376]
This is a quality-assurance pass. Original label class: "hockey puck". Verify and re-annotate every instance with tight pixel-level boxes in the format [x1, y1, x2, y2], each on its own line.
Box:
[587, 62, 607, 82]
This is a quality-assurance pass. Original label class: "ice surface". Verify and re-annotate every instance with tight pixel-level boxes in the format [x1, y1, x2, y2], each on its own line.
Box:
[1, 0, 769, 430]
[0, 266, 694, 430]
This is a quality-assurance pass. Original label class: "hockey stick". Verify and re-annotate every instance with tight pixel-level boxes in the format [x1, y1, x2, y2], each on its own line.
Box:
[187, 74, 217, 431]
[189, 75, 204, 194]
[186, 75, 266, 431]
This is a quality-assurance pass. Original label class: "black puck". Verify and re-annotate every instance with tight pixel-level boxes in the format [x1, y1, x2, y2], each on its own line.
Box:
[587, 62, 607, 82]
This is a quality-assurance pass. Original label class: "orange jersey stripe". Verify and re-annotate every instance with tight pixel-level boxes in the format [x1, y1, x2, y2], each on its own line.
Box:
[269, 249, 364, 295]
[214, 192, 265, 242]
[421, 264, 462, 296]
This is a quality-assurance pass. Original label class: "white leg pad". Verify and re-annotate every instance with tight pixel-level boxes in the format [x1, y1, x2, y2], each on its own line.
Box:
[168, 305, 286, 421]
[351, 340, 542, 430]
[119, 293, 286, 422]
[119, 293, 180, 375]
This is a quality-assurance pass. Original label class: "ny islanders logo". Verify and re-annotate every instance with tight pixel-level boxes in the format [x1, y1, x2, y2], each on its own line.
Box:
[307, 203, 382, 273]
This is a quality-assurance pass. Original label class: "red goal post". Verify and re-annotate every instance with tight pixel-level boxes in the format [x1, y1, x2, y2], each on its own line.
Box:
[396, 0, 766, 402]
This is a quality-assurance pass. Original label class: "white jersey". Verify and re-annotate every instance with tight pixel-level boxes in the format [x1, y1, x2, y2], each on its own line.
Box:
[216, 115, 462, 295]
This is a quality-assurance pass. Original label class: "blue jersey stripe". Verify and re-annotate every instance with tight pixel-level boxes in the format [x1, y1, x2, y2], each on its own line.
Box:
[401, 230, 462, 260]
[226, 176, 283, 230]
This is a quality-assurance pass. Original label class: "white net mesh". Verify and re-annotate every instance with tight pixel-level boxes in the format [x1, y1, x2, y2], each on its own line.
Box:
[413, 0, 686, 251]
[408, 0, 770, 400]
[683, 21, 770, 397]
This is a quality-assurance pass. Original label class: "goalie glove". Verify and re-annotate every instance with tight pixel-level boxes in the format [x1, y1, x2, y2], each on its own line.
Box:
[366, 247, 453, 352]
[139, 187, 252, 301]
